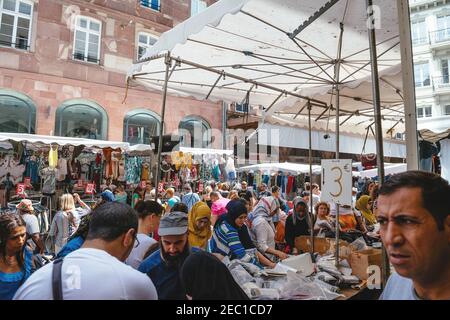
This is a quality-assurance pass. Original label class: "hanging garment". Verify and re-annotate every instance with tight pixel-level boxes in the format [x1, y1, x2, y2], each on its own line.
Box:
[57, 158, 68, 182]
[103, 148, 113, 178]
[48, 146, 58, 169]
[111, 156, 119, 180]
[292, 175, 298, 193]
[276, 174, 282, 188]
[25, 158, 40, 184]
[282, 174, 288, 194]
[191, 165, 198, 179]
[287, 176, 294, 194]
[41, 168, 56, 195]
[262, 174, 270, 185]
[117, 159, 126, 182]
[247, 173, 254, 187]
[141, 163, 150, 181]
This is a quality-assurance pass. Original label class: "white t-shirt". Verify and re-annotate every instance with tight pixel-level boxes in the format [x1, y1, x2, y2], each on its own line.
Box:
[379, 272, 420, 300]
[125, 234, 158, 269]
[13, 248, 157, 300]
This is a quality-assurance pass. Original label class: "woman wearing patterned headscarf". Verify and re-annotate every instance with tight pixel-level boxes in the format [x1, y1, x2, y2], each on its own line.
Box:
[247, 197, 288, 262]
[188, 202, 212, 250]
[356, 195, 377, 226]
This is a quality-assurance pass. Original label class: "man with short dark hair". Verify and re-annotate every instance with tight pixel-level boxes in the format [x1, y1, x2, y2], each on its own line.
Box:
[238, 181, 253, 203]
[377, 171, 450, 300]
[14, 202, 157, 300]
[138, 211, 200, 300]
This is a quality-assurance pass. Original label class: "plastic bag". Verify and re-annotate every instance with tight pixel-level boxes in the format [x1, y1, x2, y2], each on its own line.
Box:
[349, 236, 369, 251]
[279, 271, 341, 300]
[229, 264, 254, 286]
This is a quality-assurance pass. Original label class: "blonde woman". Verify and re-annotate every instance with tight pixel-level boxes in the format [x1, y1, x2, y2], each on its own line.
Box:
[49, 194, 78, 254]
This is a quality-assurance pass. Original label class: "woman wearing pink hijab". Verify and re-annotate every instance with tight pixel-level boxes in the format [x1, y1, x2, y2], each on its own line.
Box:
[210, 191, 230, 226]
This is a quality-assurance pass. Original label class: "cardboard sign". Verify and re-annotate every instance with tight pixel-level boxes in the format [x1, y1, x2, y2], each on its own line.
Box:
[158, 182, 164, 193]
[16, 183, 26, 196]
[85, 183, 95, 195]
[198, 183, 204, 193]
[23, 177, 31, 187]
[321, 159, 353, 206]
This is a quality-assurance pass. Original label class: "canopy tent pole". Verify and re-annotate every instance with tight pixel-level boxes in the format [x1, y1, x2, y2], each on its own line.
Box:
[307, 100, 315, 258]
[366, 0, 390, 286]
[154, 53, 172, 200]
[334, 22, 344, 267]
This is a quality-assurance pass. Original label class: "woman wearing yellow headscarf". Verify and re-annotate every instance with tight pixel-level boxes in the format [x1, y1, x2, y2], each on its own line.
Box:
[188, 202, 212, 249]
[355, 195, 377, 225]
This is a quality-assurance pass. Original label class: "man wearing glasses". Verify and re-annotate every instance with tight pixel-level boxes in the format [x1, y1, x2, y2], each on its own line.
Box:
[14, 202, 157, 300]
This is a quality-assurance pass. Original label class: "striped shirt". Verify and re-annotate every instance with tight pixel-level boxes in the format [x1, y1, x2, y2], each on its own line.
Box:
[209, 220, 258, 266]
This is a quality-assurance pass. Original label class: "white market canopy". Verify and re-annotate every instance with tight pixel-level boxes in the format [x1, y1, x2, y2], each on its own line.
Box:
[237, 162, 321, 175]
[355, 163, 407, 178]
[179, 147, 233, 155]
[129, 0, 401, 130]
[0, 133, 130, 150]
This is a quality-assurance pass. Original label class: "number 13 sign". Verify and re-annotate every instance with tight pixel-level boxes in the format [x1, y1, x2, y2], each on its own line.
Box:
[321, 159, 352, 206]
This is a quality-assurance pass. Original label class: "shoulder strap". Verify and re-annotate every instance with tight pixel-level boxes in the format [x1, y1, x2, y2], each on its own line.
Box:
[52, 257, 64, 300]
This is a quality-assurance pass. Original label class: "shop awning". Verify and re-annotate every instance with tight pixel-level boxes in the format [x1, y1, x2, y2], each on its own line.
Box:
[0, 133, 130, 150]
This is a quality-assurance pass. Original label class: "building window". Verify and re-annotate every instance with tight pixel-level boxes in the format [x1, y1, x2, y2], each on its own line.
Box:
[123, 109, 161, 145]
[179, 116, 211, 148]
[445, 105, 450, 116]
[140, 0, 160, 11]
[55, 99, 108, 140]
[441, 59, 449, 84]
[436, 14, 450, 42]
[414, 62, 430, 87]
[0, 89, 36, 133]
[417, 106, 432, 118]
[411, 19, 427, 45]
[0, 0, 33, 50]
[73, 16, 101, 64]
[191, 0, 207, 16]
[137, 32, 157, 61]
[235, 103, 249, 113]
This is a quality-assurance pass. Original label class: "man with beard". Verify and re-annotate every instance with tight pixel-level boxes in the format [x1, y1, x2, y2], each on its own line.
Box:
[377, 171, 450, 300]
[138, 211, 200, 300]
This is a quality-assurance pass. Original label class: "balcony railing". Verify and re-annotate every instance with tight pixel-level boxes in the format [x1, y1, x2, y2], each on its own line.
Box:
[140, 0, 160, 11]
[412, 36, 429, 46]
[0, 39, 29, 50]
[72, 52, 100, 64]
[430, 28, 450, 44]
[433, 76, 450, 89]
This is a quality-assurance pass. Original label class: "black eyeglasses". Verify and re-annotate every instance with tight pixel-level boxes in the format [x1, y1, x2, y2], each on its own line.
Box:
[133, 233, 140, 248]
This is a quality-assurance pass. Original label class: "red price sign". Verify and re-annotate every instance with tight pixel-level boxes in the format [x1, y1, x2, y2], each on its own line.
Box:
[23, 177, 31, 187]
[158, 182, 164, 193]
[198, 183, 204, 193]
[16, 183, 26, 196]
[140, 181, 147, 189]
[85, 183, 95, 195]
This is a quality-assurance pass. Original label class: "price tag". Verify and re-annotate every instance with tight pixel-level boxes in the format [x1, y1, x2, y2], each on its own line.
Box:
[85, 183, 95, 195]
[321, 159, 352, 206]
[16, 183, 26, 196]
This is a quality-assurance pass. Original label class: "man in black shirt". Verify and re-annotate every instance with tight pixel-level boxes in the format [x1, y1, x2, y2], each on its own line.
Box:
[238, 181, 253, 203]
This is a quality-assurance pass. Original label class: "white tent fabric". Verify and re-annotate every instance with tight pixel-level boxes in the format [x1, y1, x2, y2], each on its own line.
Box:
[357, 163, 407, 178]
[179, 147, 233, 155]
[237, 162, 321, 175]
[129, 0, 400, 121]
[258, 122, 406, 158]
[0, 133, 130, 150]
